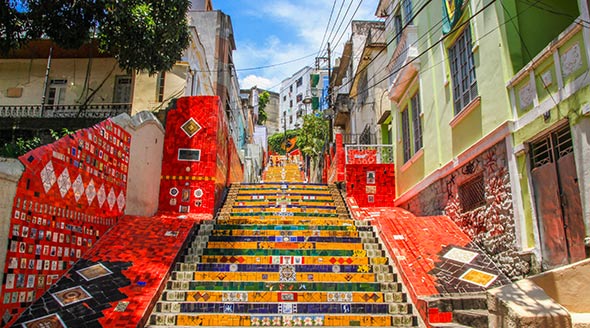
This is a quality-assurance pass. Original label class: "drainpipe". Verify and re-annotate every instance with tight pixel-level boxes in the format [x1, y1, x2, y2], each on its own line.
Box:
[40, 46, 53, 117]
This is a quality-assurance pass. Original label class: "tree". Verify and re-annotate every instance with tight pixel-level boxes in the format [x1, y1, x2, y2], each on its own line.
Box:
[268, 129, 299, 155]
[0, 0, 190, 74]
[257, 90, 269, 125]
[296, 112, 329, 159]
[296, 112, 329, 182]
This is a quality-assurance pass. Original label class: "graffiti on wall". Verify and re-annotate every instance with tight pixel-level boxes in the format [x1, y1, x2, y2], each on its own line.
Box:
[402, 142, 530, 279]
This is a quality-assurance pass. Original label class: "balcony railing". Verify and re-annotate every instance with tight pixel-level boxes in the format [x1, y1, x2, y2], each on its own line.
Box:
[345, 144, 394, 164]
[0, 103, 132, 119]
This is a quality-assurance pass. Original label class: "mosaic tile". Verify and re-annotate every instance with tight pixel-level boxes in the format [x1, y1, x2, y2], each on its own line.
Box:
[51, 286, 92, 307]
[40, 161, 57, 193]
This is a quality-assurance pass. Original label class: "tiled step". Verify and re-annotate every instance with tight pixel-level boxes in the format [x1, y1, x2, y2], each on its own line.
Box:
[149, 313, 417, 327]
[164, 281, 405, 293]
[154, 301, 413, 315]
[159, 290, 407, 303]
[195, 255, 389, 265]
[173, 263, 394, 274]
[150, 175, 418, 327]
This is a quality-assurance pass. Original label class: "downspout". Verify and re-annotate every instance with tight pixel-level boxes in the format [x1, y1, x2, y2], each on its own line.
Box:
[40, 46, 53, 117]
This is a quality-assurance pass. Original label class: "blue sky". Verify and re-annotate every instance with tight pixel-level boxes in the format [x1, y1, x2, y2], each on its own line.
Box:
[213, 0, 381, 91]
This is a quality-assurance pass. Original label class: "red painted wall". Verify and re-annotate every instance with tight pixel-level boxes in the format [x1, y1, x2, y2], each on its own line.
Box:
[1, 119, 130, 325]
[345, 163, 395, 207]
[159, 96, 242, 215]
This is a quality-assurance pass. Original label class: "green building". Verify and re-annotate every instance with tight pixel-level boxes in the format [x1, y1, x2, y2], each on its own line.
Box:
[377, 0, 590, 277]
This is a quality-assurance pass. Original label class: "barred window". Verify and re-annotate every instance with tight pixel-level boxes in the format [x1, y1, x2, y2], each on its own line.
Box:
[402, 0, 413, 25]
[401, 107, 411, 163]
[458, 174, 485, 211]
[411, 93, 422, 151]
[449, 25, 478, 115]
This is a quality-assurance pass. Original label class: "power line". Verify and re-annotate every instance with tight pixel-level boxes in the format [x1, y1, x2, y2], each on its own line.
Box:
[331, 0, 434, 100]
[317, 0, 344, 57]
[349, 0, 498, 99]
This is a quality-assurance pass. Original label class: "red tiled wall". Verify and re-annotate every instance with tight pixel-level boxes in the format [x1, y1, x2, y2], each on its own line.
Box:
[1, 119, 130, 325]
[345, 164, 395, 207]
[159, 96, 242, 215]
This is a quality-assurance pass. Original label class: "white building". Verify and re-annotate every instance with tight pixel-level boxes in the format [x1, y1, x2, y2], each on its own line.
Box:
[279, 66, 329, 132]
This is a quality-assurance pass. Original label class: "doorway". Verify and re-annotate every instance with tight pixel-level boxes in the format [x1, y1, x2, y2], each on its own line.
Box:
[530, 123, 586, 269]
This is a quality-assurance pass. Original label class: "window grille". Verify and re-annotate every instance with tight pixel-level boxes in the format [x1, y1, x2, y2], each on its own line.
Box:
[449, 25, 478, 115]
[401, 108, 411, 163]
[411, 93, 422, 151]
[459, 174, 486, 211]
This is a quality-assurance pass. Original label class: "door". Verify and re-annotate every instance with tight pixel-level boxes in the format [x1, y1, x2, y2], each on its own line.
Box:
[530, 124, 586, 270]
[46, 79, 67, 105]
[113, 76, 132, 104]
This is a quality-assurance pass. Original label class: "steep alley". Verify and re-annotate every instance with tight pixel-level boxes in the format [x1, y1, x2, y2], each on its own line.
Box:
[148, 160, 419, 326]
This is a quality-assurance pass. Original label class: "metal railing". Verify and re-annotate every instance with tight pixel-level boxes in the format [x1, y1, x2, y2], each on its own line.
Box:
[345, 144, 394, 164]
[0, 103, 132, 119]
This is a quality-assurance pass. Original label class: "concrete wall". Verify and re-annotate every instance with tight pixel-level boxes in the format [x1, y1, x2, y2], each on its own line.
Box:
[0, 57, 126, 106]
[529, 259, 590, 313]
[0, 159, 24, 286]
[112, 112, 165, 217]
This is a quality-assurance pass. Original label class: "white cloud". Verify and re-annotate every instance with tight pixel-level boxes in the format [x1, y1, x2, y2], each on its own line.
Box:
[228, 0, 381, 91]
[240, 74, 280, 90]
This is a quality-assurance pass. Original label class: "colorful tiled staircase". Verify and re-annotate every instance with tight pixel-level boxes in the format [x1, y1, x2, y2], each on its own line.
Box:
[148, 163, 419, 327]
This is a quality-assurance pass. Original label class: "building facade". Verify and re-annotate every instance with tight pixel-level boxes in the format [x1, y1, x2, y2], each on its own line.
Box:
[376, 0, 590, 277]
[279, 66, 329, 132]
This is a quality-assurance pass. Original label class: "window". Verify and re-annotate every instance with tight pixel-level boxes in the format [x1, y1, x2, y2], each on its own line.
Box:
[449, 25, 478, 115]
[289, 116, 293, 124]
[411, 93, 422, 151]
[296, 94, 303, 103]
[283, 95, 287, 101]
[46, 79, 67, 105]
[113, 76, 132, 103]
[289, 100, 293, 108]
[458, 174, 485, 211]
[157, 72, 166, 102]
[289, 85, 293, 93]
[400, 91, 422, 164]
[296, 77, 303, 87]
[401, 108, 411, 163]
[394, 14, 403, 44]
[402, 0, 413, 25]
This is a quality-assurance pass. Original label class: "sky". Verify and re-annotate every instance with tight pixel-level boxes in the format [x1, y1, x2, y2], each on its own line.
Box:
[213, 0, 381, 92]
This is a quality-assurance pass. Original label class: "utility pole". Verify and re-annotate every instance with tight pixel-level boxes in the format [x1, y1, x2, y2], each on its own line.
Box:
[327, 42, 333, 143]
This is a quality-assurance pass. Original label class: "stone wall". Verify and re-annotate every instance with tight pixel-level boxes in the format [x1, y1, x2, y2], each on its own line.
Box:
[400, 141, 530, 279]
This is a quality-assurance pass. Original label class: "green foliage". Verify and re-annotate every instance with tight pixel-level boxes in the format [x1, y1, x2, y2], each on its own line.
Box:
[296, 112, 329, 160]
[100, 0, 190, 74]
[256, 91, 270, 125]
[268, 129, 300, 155]
[0, 0, 190, 74]
[0, 136, 41, 158]
[0, 128, 74, 158]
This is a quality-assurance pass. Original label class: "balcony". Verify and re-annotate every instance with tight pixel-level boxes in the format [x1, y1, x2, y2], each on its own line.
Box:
[506, 19, 589, 130]
[387, 25, 419, 103]
[0, 103, 132, 119]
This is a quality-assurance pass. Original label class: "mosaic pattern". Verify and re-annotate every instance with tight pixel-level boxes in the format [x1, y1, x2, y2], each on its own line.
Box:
[2, 119, 130, 327]
[150, 173, 418, 326]
[51, 286, 92, 307]
[181, 118, 202, 138]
